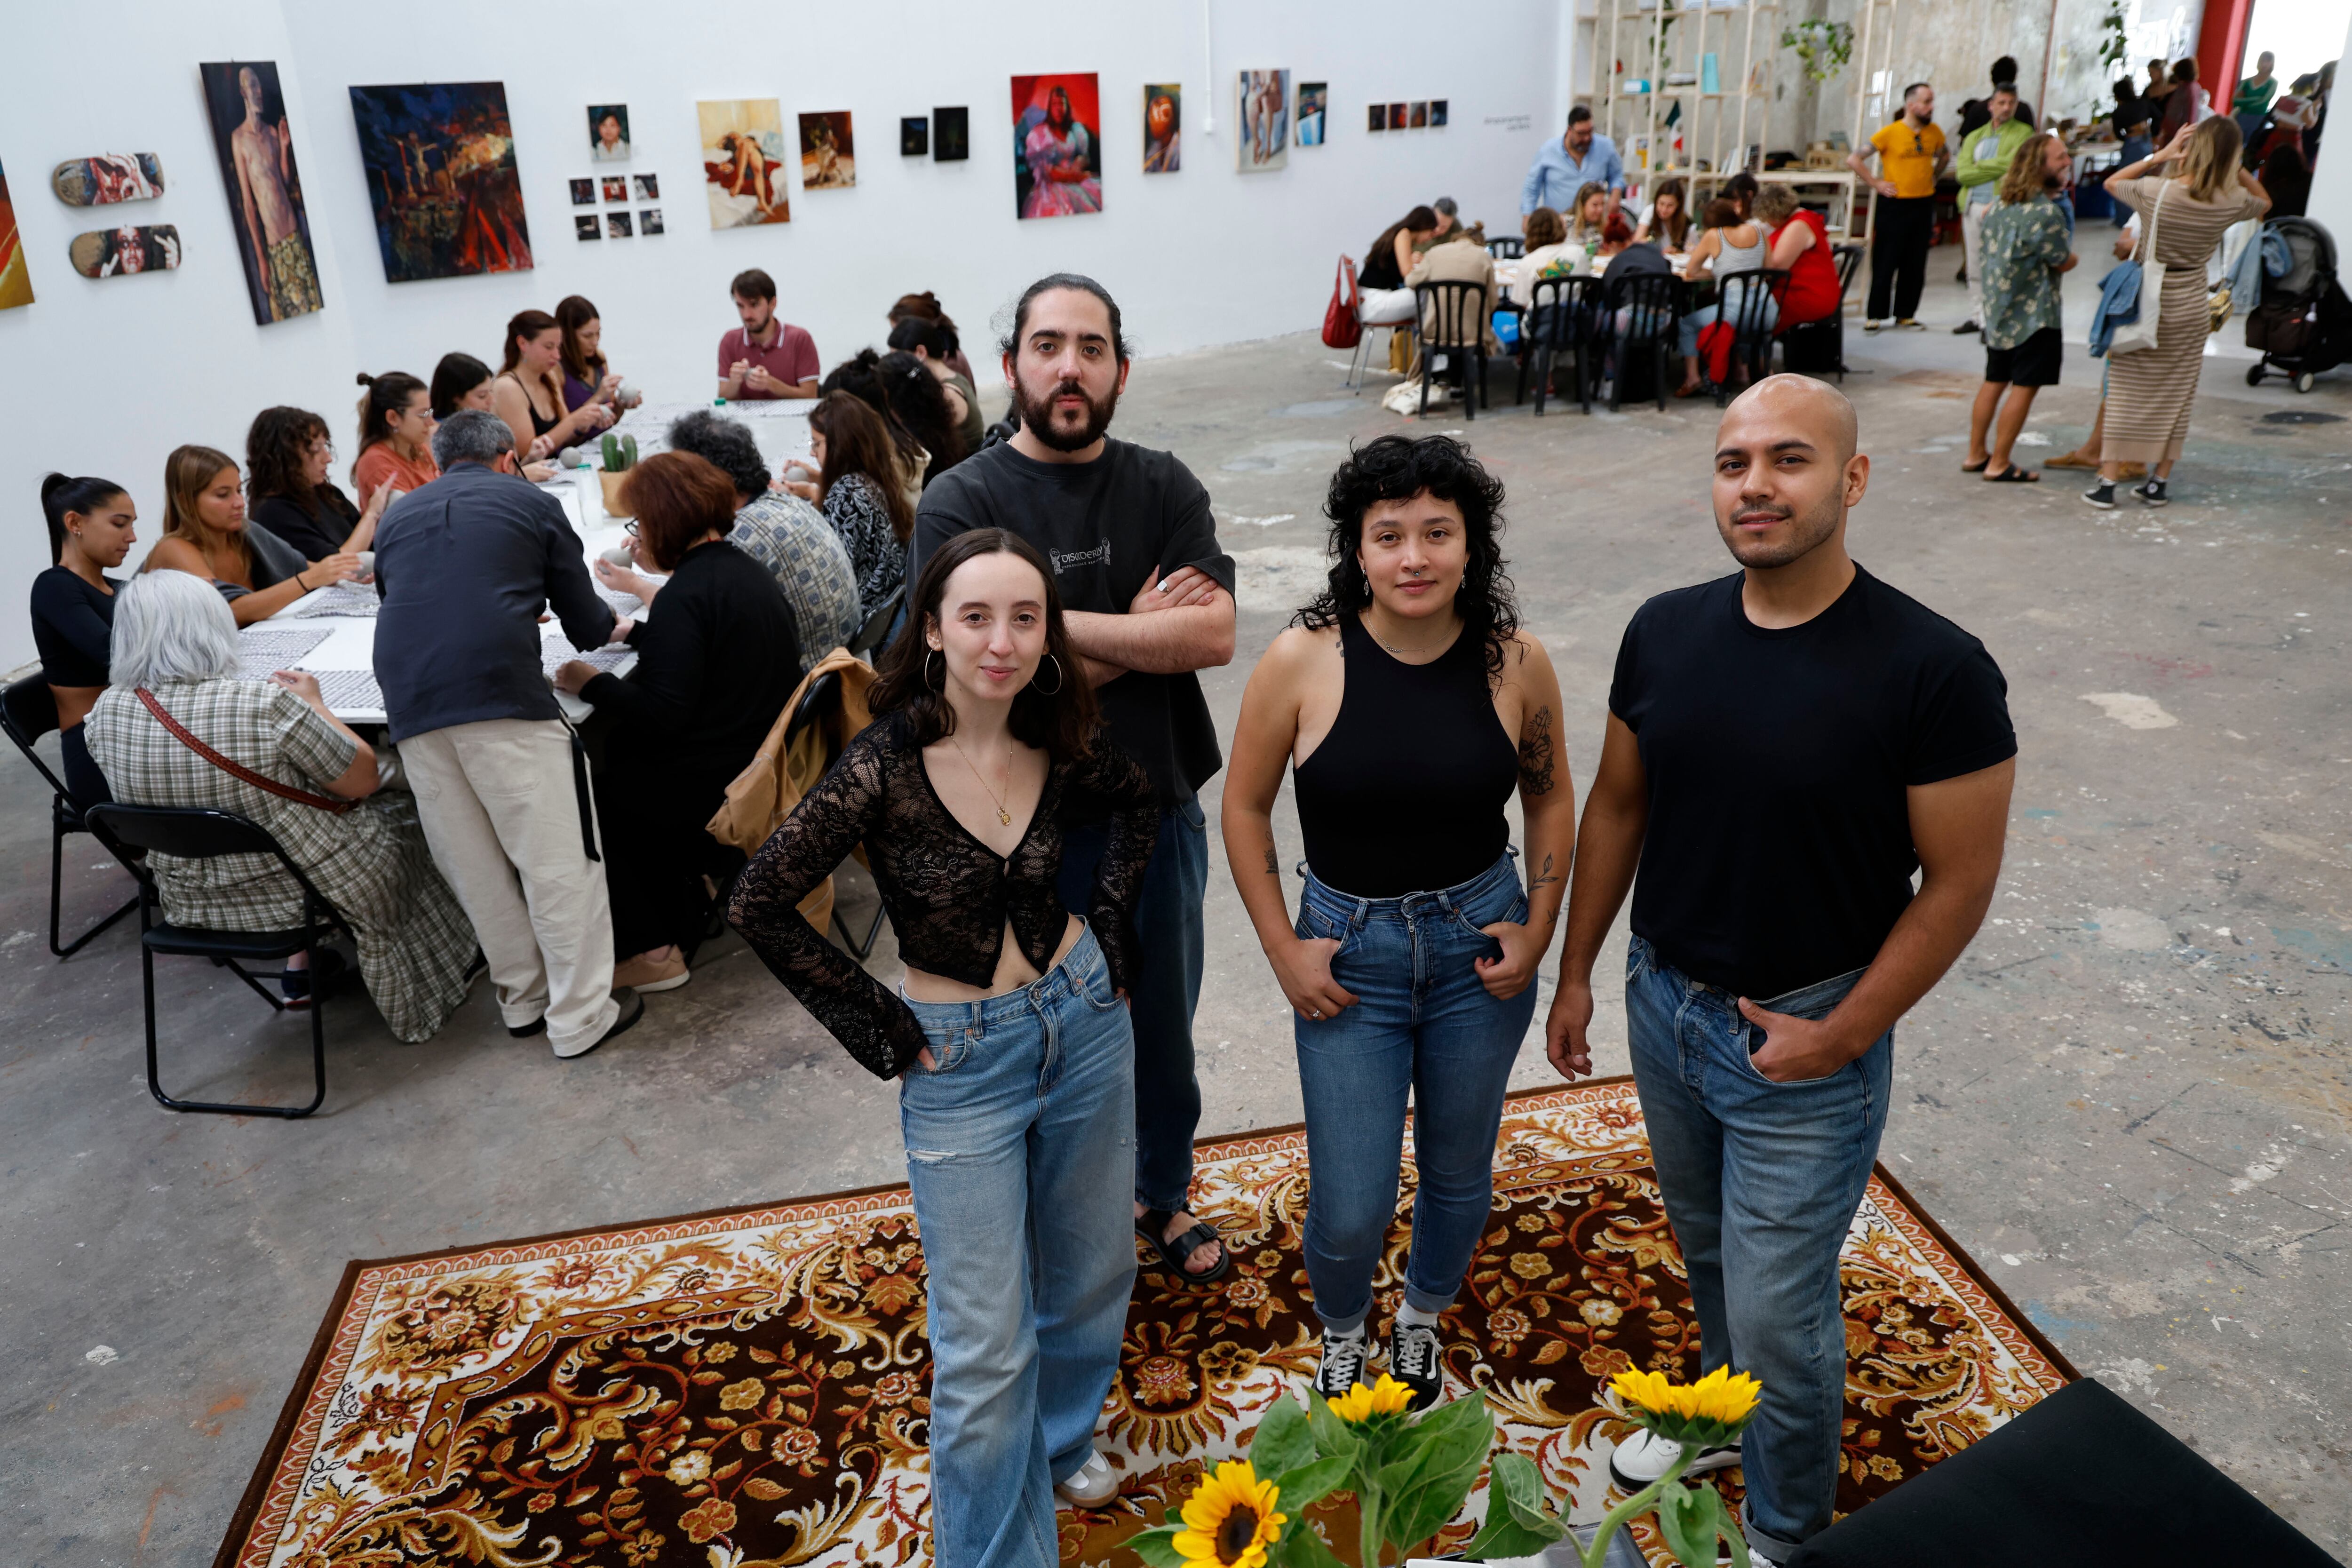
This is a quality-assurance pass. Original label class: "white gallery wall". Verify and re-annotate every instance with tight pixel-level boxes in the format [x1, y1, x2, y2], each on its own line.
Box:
[0, 0, 1568, 672]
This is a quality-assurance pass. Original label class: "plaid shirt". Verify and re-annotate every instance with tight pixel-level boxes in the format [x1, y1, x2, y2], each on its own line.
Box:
[726, 493, 861, 668]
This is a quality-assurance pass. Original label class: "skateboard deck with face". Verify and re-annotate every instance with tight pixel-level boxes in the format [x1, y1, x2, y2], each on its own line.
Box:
[51, 153, 164, 206]
[68, 224, 180, 278]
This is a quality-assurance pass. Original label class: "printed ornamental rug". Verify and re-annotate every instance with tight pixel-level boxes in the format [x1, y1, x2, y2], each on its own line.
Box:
[215, 1079, 2073, 1568]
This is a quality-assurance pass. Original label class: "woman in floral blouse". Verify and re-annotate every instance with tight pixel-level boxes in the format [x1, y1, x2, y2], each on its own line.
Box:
[1965, 130, 2078, 484]
[785, 392, 908, 621]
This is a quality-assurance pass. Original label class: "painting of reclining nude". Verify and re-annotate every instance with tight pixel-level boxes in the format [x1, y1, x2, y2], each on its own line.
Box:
[348, 81, 532, 283]
[699, 98, 791, 228]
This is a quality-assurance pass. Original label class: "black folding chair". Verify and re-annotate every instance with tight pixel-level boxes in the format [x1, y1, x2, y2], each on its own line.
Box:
[1486, 236, 1526, 261]
[1411, 279, 1492, 419]
[1604, 272, 1682, 412]
[781, 671, 886, 961]
[847, 583, 906, 662]
[0, 676, 140, 957]
[1518, 276, 1602, 415]
[84, 804, 352, 1119]
[1706, 269, 1791, 406]
[1783, 243, 1863, 380]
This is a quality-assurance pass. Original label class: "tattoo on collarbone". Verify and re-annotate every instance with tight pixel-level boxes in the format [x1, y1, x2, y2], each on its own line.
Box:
[1518, 704, 1557, 795]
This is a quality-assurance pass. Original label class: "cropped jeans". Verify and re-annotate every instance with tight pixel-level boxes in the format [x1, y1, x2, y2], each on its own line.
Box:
[898, 925, 1137, 1568]
[1623, 934, 1893, 1561]
[1294, 852, 1538, 1336]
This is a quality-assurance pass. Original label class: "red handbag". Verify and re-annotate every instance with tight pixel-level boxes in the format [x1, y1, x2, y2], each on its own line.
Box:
[1322, 255, 1363, 349]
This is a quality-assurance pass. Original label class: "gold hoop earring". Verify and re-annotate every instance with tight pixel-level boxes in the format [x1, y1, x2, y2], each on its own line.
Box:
[925, 648, 945, 691]
[1029, 654, 1063, 695]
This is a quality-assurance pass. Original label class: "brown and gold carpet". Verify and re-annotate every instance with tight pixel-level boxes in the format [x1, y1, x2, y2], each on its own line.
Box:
[215, 1080, 2072, 1568]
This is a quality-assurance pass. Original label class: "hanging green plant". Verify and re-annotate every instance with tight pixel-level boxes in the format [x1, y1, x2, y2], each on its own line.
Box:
[2098, 0, 2129, 72]
[1780, 19, 1855, 84]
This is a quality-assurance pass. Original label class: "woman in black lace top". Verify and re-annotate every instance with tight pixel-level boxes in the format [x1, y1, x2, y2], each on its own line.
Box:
[727, 528, 1156, 1545]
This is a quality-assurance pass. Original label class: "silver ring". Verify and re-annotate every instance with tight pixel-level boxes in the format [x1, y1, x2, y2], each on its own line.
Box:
[1308, 1009, 1320, 1019]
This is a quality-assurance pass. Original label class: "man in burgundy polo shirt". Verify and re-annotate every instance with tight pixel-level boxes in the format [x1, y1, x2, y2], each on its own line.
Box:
[716, 267, 819, 401]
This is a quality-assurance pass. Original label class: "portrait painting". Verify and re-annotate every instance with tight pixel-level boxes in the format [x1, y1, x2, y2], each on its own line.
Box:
[600, 175, 626, 204]
[698, 98, 789, 228]
[606, 211, 632, 239]
[348, 81, 532, 283]
[0, 158, 34, 311]
[199, 61, 323, 323]
[588, 104, 630, 162]
[901, 117, 929, 156]
[639, 208, 664, 235]
[632, 172, 658, 200]
[1409, 101, 1429, 128]
[1369, 103, 1388, 132]
[1389, 101, 1407, 128]
[574, 214, 600, 241]
[1430, 99, 1450, 128]
[1011, 74, 1101, 218]
[1297, 81, 1327, 146]
[934, 105, 969, 162]
[1238, 70, 1291, 172]
[798, 111, 856, 189]
[1144, 84, 1181, 172]
[569, 177, 594, 206]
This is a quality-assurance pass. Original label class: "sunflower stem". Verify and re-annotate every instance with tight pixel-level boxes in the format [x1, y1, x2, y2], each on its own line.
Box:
[1359, 1484, 1383, 1568]
[1581, 1446, 1694, 1568]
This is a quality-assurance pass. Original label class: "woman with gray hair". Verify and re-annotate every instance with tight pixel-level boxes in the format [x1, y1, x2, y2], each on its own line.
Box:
[82, 572, 479, 1036]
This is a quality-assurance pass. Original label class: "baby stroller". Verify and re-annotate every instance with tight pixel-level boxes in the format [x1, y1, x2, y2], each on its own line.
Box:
[2245, 215, 2350, 393]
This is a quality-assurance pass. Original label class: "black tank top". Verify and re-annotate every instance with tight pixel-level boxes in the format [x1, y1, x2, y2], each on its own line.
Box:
[502, 372, 561, 440]
[1292, 613, 1519, 898]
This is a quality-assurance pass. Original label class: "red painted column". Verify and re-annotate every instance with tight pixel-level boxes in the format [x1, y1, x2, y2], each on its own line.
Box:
[2199, 0, 2254, 112]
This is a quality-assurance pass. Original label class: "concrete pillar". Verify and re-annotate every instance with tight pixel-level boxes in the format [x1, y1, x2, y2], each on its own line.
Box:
[2304, 9, 2352, 239]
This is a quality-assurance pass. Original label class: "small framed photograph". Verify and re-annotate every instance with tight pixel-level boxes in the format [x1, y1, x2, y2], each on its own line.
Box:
[901, 116, 929, 155]
[606, 211, 633, 238]
[1388, 101, 1407, 129]
[569, 177, 595, 206]
[638, 207, 664, 235]
[574, 214, 601, 241]
[600, 175, 627, 203]
[1409, 101, 1429, 128]
[632, 172, 659, 200]
[1430, 100, 1449, 128]
[934, 105, 969, 161]
[1369, 103, 1387, 132]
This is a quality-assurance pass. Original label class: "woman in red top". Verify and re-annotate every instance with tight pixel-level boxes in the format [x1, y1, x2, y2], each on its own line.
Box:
[350, 371, 440, 512]
[1757, 183, 1841, 327]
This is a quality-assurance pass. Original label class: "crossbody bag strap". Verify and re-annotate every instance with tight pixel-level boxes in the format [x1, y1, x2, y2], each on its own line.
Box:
[135, 687, 355, 814]
[2140, 180, 2166, 264]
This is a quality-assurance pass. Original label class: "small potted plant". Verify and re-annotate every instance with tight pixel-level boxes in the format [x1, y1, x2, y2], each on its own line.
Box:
[1130, 1365, 1763, 1568]
[598, 431, 639, 517]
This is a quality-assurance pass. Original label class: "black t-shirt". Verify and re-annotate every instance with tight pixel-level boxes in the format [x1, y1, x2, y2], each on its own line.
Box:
[912, 438, 1234, 808]
[30, 566, 118, 688]
[1608, 565, 2015, 1000]
[251, 486, 361, 562]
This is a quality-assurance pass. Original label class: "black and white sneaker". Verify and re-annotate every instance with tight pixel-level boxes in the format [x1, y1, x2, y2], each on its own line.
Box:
[2082, 481, 2117, 510]
[1386, 1321, 1445, 1410]
[2135, 478, 2169, 506]
[1314, 1329, 1371, 1403]
[1607, 1428, 1743, 1491]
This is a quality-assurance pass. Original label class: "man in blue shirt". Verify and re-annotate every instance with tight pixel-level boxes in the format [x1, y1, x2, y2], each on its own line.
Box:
[1522, 106, 1626, 217]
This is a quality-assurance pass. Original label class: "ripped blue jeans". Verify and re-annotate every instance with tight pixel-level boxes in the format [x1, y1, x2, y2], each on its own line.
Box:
[898, 923, 1137, 1568]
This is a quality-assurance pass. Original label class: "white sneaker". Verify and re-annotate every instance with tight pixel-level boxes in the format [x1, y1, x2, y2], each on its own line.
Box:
[1606, 1427, 1742, 1491]
[1054, 1447, 1120, 1508]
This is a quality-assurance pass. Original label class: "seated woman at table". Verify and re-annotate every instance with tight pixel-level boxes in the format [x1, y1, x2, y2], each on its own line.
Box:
[555, 453, 802, 995]
[1669, 197, 1772, 397]
[491, 309, 613, 464]
[1758, 182, 1843, 332]
[1635, 177, 1692, 252]
[886, 291, 977, 381]
[144, 445, 362, 627]
[555, 294, 628, 414]
[430, 353, 557, 482]
[1723, 170, 1760, 222]
[1507, 206, 1581, 306]
[82, 570, 478, 1029]
[782, 391, 909, 622]
[351, 371, 439, 512]
[32, 472, 138, 806]
[1565, 182, 1633, 268]
[246, 405, 393, 563]
[1359, 204, 1442, 332]
[886, 313, 985, 461]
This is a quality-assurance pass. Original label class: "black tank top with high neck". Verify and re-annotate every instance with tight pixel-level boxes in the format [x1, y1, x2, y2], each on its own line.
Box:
[1292, 613, 1520, 898]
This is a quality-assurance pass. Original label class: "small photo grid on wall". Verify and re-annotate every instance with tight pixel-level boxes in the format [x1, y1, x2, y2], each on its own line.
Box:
[639, 208, 664, 235]
[574, 214, 600, 241]
[633, 173, 658, 200]
[570, 177, 595, 206]
[606, 211, 632, 238]
[601, 175, 627, 203]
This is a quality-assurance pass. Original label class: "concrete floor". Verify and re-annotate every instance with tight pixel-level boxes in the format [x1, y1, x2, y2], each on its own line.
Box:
[8, 267, 2351, 1563]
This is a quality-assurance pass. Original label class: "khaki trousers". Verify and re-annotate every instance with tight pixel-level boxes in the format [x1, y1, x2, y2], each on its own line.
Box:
[1961, 202, 1987, 325]
[401, 717, 618, 1052]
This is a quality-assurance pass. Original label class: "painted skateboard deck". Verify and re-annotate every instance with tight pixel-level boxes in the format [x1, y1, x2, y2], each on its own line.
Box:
[68, 224, 180, 278]
[51, 153, 163, 206]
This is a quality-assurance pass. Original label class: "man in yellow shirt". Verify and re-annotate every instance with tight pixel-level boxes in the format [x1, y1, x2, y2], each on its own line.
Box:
[1846, 82, 1950, 331]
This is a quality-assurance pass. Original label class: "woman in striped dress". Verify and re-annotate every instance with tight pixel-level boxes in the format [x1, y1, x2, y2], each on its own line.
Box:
[2088, 118, 2271, 509]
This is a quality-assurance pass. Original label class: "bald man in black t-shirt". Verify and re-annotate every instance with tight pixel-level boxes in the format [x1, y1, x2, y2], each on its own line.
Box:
[1545, 377, 2015, 1565]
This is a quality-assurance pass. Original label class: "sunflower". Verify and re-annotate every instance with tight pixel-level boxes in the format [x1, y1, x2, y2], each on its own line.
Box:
[1325, 1374, 1416, 1424]
[1608, 1365, 1763, 1446]
[1174, 1460, 1287, 1568]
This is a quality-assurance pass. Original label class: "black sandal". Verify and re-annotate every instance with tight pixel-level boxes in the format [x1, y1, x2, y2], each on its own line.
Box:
[1135, 1209, 1232, 1283]
[1983, 465, 2040, 483]
[1961, 457, 1990, 473]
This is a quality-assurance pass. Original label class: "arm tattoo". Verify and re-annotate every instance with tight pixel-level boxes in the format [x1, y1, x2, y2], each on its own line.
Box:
[1263, 842, 1280, 877]
[1518, 704, 1558, 796]
[1528, 852, 1562, 926]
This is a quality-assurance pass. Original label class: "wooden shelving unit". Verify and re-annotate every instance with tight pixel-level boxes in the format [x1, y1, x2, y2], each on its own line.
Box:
[1588, 0, 1780, 210]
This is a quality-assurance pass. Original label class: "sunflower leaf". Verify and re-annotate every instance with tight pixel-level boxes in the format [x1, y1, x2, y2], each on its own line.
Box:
[1250, 1394, 1319, 1480]
[1303, 1390, 1363, 1465]
[1656, 1479, 1729, 1568]
[1271, 1454, 1355, 1514]
[1275, 1516, 1350, 1568]
[1128, 1524, 1187, 1568]
[1488, 1451, 1563, 1535]
[1463, 1509, 1566, 1562]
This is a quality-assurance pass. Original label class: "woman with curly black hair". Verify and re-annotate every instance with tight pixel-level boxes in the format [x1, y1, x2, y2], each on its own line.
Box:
[245, 404, 390, 562]
[1220, 433, 1576, 1412]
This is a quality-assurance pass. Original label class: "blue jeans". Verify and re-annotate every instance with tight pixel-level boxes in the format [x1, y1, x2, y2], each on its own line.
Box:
[898, 925, 1138, 1568]
[1057, 800, 1208, 1213]
[1623, 935, 1893, 1560]
[1294, 852, 1538, 1334]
